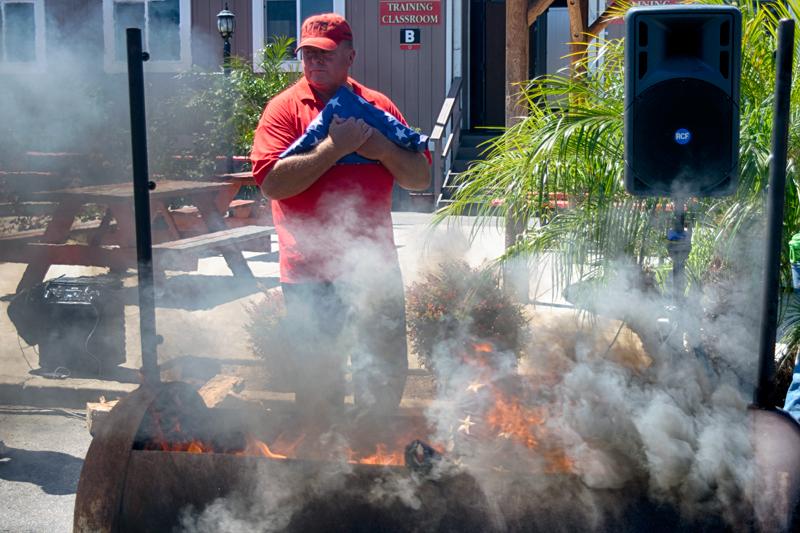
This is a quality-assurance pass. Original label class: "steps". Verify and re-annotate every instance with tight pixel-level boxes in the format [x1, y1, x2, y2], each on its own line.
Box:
[437, 130, 501, 209]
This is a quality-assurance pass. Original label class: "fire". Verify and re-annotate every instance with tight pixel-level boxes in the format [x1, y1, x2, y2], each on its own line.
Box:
[474, 343, 494, 353]
[187, 442, 204, 454]
[486, 395, 545, 449]
[349, 443, 404, 466]
[544, 451, 575, 474]
[458, 342, 576, 475]
[237, 435, 288, 460]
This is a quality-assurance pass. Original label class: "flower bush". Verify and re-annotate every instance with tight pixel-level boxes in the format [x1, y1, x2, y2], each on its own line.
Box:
[406, 260, 528, 371]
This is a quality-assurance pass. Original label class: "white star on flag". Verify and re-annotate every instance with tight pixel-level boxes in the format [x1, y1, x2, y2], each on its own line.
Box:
[328, 97, 341, 108]
[395, 127, 407, 140]
[458, 415, 476, 435]
[466, 381, 485, 393]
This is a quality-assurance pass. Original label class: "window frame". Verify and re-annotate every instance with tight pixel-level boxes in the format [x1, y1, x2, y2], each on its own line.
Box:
[252, 0, 345, 73]
[0, 0, 46, 74]
[102, 0, 191, 73]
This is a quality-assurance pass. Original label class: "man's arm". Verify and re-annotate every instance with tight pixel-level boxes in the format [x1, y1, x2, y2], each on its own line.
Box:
[356, 129, 431, 191]
[260, 117, 373, 200]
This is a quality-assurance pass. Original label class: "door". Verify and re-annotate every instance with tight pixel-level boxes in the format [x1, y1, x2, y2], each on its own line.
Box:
[469, 0, 506, 129]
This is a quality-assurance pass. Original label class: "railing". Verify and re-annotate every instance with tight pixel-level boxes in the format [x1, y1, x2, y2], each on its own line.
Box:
[428, 77, 463, 208]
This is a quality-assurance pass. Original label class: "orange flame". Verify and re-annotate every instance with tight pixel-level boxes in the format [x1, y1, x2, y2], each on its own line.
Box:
[474, 343, 493, 353]
[237, 435, 288, 459]
[187, 442, 204, 454]
[486, 395, 545, 449]
[544, 451, 575, 474]
[350, 443, 404, 466]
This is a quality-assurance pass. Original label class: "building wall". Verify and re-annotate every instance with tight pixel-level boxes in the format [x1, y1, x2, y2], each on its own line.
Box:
[192, 0, 253, 69]
[345, 0, 447, 134]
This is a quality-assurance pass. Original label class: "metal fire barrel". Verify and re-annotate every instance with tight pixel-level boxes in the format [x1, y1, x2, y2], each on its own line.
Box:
[73, 382, 493, 533]
[73, 382, 800, 532]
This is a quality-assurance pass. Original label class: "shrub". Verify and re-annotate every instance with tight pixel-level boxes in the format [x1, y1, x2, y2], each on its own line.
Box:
[244, 287, 296, 390]
[406, 261, 527, 371]
[149, 36, 299, 179]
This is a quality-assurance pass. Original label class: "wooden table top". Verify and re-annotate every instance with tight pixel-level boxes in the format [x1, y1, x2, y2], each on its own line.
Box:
[214, 171, 255, 182]
[35, 180, 231, 202]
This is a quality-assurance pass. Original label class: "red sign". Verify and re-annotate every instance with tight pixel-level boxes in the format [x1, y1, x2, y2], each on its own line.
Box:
[380, 1, 441, 25]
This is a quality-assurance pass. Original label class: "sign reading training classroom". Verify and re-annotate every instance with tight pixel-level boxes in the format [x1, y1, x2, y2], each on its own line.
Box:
[400, 28, 421, 50]
[380, 1, 441, 25]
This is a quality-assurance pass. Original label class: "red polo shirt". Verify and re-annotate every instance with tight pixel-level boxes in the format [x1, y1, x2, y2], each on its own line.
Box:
[251, 77, 427, 283]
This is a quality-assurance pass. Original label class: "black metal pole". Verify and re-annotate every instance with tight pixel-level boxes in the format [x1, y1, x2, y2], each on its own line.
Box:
[223, 37, 234, 173]
[668, 198, 690, 308]
[126, 28, 160, 385]
[755, 19, 795, 408]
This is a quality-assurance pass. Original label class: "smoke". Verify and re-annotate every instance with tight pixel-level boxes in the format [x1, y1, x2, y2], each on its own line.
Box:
[171, 194, 772, 532]
[0, 7, 226, 190]
[8, 17, 773, 526]
[418, 252, 761, 530]
[179, 457, 356, 533]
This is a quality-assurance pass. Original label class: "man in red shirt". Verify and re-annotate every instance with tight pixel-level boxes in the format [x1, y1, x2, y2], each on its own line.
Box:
[251, 13, 430, 420]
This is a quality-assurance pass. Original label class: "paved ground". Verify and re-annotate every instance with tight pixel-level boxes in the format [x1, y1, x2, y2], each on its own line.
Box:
[0, 406, 91, 533]
[0, 212, 563, 408]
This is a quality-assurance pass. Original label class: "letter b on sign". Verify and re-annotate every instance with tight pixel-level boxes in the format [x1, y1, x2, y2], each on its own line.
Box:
[400, 28, 421, 49]
[402, 29, 420, 44]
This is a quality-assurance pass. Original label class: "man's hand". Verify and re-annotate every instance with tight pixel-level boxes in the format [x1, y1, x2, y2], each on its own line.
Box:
[328, 115, 372, 158]
[355, 126, 393, 161]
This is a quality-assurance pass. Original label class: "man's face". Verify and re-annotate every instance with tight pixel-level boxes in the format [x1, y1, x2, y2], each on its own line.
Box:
[300, 44, 355, 93]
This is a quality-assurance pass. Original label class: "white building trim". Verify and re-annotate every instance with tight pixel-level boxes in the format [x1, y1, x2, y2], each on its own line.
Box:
[102, 0, 192, 73]
[0, 0, 46, 74]
[252, 0, 345, 73]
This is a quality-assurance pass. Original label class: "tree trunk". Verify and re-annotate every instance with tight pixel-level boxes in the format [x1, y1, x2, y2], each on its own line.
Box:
[504, 0, 531, 302]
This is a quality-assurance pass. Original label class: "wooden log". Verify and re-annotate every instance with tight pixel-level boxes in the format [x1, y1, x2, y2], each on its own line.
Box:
[86, 399, 119, 437]
[197, 375, 245, 408]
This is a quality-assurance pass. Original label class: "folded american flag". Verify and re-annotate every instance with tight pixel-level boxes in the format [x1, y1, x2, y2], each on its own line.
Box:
[279, 85, 429, 164]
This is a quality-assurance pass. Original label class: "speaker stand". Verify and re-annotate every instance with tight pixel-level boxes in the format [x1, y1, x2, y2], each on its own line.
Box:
[667, 197, 692, 309]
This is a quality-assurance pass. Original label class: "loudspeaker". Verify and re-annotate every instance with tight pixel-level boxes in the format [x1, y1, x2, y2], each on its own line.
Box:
[624, 5, 741, 197]
[37, 277, 126, 374]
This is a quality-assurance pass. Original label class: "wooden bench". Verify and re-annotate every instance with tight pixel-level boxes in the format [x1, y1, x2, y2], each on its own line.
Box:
[154, 225, 275, 271]
[0, 219, 106, 243]
[0, 201, 58, 217]
[227, 199, 255, 218]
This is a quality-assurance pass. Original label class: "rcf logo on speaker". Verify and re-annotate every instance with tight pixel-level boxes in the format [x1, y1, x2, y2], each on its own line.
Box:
[674, 128, 692, 145]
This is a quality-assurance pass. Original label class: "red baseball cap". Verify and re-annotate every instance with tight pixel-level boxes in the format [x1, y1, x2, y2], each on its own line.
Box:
[297, 13, 353, 51]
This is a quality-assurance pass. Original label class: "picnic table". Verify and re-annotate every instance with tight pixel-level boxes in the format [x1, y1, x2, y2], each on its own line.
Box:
[168, 172, 266, 234]
[0, 179, 275, 293]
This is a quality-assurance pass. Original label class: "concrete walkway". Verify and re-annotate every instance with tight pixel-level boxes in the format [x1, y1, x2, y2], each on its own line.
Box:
[0, 212, 563, 408]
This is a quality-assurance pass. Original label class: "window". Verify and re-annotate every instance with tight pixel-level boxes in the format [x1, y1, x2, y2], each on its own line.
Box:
[253, 0, 344, 71]
[103, 0, 190, 72]
[0, 0, 45, 71]
[266, 0, 333, 49]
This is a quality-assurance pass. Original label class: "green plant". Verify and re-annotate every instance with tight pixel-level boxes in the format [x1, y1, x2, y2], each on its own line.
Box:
[438, 0, 800, 328]
[149, 36, 299, 179]
[406, 261, 527, 371]
[433, 0, 800, 405]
